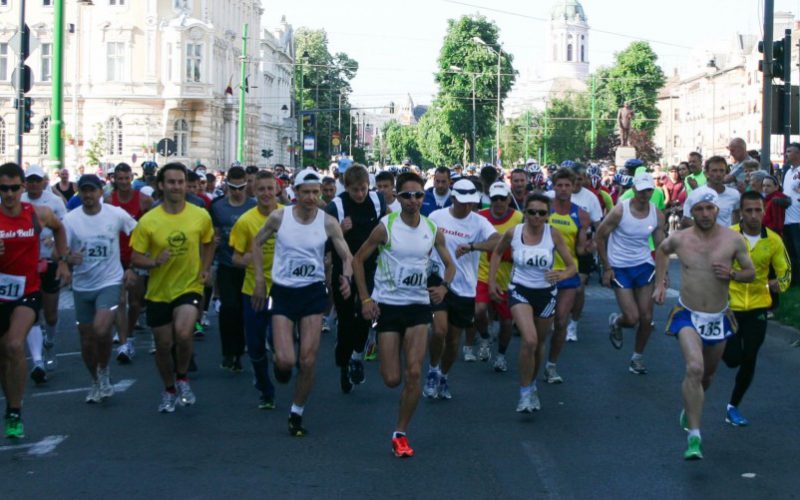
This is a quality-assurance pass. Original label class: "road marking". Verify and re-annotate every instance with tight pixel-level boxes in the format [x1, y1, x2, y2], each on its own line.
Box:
[521, 440, 568, 500]
[29, 379, 136, 398]
[0, 435, 68, 456]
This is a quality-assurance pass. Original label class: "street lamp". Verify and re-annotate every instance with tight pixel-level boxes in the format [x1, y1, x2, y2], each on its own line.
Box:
[472, 37, 503, 166]
[450, 65, 477, 163]
[296, 50, 309, 169]
[707, 58, 718, 156]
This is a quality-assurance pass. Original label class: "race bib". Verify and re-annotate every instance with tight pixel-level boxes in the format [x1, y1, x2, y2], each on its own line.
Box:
[396, 266, 426, 289]
[691, 310, 727, 341]
[0, 273, 26, 301]
[84, 238, 112, 263]
[518, 249, 552, 269]
[288, 259, 317, 279]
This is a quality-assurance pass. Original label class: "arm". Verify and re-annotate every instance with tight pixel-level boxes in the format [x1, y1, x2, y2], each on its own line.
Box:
[653, 209, 667, 249]
[36, 206, 71, 285]
[457, 231, 500, 257]
[770, 237, 792, 293]
[353, 223, 388, 321]
[325, 214, 354, 300]
[652, 234, 678, 304]
[576, 209, 591, 255]
[199, 237, 216, 283]
[488, 227, 514, 300]
[728, 236, 755, 283]
[429, 230, 456, 305]
[232, 250, 251, 269]
[251, 209, 283, 311]
[140, 194, 154, 213]
[594, 204, 622, 285]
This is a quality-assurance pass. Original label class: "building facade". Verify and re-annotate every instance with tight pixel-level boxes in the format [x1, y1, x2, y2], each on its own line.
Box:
[0, 0, 295, 173]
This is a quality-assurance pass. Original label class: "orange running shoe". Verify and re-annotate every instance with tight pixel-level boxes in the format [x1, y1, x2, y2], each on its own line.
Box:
[392, 435, 414, 458]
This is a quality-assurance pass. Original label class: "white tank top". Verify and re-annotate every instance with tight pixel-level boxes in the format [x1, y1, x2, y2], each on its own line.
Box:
[272, 207, 327, 287]
[372, 212, 437, 305]
[607, 199, 657, 268]
[510, 223, 554, 289]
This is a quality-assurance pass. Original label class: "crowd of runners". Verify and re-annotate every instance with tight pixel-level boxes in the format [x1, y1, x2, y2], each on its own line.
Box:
[0, 140, 792, 460]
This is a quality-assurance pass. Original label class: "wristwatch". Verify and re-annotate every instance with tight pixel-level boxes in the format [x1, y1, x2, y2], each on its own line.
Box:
[441, 280, 451, 290]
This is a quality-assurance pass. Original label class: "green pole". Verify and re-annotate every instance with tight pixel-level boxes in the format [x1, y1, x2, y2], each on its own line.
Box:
[590, 74, 597, 154]
[236, 23, 248, 163]
[49, 0, 65, 170]
[543, 106, 548, 164]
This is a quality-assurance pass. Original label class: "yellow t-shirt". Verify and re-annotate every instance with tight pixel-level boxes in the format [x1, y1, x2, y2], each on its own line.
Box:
[228, 204, 282, 296]
[548, 204, 581, 271]
[130, 204, 214, 303]
[477, 208, 523, 289]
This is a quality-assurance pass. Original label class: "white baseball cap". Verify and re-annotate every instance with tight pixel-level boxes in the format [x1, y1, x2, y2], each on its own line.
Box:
[25, 165, 45, 179]
[633, 172, 655, 191]
[452, 179, 480, 204]
[293, 168, 323, 187]
[488, 181, 510, 198]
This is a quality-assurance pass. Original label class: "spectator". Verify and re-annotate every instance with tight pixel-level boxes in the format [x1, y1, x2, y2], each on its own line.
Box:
[762, 175, 790, 236]
[663, 165, 685, 207]
[747, 169, 768, 194]
[781, 142, 800, 285]
[725, 137, 753, 186]
[685, 152, 706, 193]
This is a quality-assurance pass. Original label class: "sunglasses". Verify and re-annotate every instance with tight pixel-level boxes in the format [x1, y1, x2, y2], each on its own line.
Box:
[453, 188, 477, 195]
[227, 183, 247, 191]
[0, 184, 22, 193]
[245, 167, 260, 174]
[398, 191, 425, 200]
[490, 195, 507, 202]
[526, 209, 549, 217]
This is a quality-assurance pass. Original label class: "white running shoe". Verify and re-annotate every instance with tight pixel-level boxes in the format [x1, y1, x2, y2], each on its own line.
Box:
[85, 381, 102, 404]
[566, 320, 578, 342]
[544, 364, 563, 384]
[201, 312, 210, 327]
[423, 370, 439, 398]
[530, 390, 542, 411]
[516, 392, 533, 413]
[176, 379, 196, 406]
[97, 367, 115, 399]
[493, 354, 508, 372]
[463, 346, 477, 362]
[158, 391, 177, 413]
[477, 339, 491, 362]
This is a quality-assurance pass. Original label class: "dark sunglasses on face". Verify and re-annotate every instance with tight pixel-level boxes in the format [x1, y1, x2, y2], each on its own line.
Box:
[245, 166, 259, 175]
[453, 187, 477, 195]
[490, 195, 507, 202]
[0, 184, 22, 193]
[398, 191, 425, 200]
[526, 209, 549, 217]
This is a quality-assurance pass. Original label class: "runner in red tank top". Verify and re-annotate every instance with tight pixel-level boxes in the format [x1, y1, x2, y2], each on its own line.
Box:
[106, 163, 152, 363]
[0, 162, 70, 439]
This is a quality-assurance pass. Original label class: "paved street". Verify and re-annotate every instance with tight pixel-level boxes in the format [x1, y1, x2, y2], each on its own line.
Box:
[3, 271, 800, 499]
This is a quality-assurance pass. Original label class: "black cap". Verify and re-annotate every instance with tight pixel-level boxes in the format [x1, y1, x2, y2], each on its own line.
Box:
[77, 174, 104, 190]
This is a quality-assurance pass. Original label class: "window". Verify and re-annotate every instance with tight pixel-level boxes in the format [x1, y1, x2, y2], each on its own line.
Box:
[106, 116, 123, 155]
[41, 43, 52, 82]
[43, 0, 52, 5]
[0, 1, 6, 7]
[580, 45, 585, 62]
[0, 117, 5, 155]
[185, 43, 202, 82]
[567, 44, 573, 62]
[106, 42, 125, 81]
[166, 43, 172, 81]
[109, 0, 126, 4]
[39, 117, 49, 155]
[0, 43, 7, 82]
[173, 119, 189, 156]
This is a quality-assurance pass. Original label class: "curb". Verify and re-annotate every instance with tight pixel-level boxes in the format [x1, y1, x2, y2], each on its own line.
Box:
[767, 319, 800, 347]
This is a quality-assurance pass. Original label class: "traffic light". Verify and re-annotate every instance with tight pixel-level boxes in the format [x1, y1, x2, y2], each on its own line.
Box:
[261, 149, 273, 159]
[23, 97, 34, 133]
[773, 37, 787, 81]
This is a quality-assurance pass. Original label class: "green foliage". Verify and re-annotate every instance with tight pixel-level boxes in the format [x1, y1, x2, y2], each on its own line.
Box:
[85, 123, 106, 167]
[383, 121, 423, 166]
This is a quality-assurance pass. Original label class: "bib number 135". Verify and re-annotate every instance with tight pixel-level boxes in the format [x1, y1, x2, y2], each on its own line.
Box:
[698, 320, 722, 338]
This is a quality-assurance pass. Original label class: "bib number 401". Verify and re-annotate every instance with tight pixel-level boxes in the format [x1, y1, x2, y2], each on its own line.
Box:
[401, 272, 424, 288]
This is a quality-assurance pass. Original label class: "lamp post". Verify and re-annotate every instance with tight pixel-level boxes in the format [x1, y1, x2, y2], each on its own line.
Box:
[450, 65, 477, 163]
[707, 58, 718, 156]
[473, 36, 502, 166]
[296, 50, 308, 169]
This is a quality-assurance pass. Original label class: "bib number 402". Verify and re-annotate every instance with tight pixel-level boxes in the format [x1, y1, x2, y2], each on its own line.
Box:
[292, 264, 316, 277]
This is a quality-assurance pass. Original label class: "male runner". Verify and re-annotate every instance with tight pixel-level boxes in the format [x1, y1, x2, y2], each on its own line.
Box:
[376, 170, 400, 212]
[230, 171, 282, 409]
[424, 179, 499, 399]
[130, 163, 216, 413]
[353, 171, 455, 457]
[421, 166, 452, 216]
[654, 191, 754, 460]
[509, 168, 529, 211]
[107, 162, 152, 363]
[682, 156, 740, 228]
[722, 191, 790, 425]
[251, 168, 353, 436]
[596, 172, 665, 374]
[0, 162, 70, 437]
[65, 175, 137, 403]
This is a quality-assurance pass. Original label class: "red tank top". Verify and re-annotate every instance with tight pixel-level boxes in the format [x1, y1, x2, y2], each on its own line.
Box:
[110, 190, 142, 266]
[0, 203, 42, 300]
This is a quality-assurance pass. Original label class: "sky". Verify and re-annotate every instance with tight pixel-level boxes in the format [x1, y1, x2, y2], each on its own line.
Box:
[264, 0, 800, 108]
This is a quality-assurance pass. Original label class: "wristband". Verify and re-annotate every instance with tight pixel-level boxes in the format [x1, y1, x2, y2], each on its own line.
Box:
[362, 298, 374, 304]
[469, 243, 475, 252]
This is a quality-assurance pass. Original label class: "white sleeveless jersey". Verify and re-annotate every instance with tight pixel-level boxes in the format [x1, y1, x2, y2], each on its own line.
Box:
[271, 207, 327, 287]
[607, 199, 656, 268]
[373, 212, 438, 305]
[510, 223, 555, 289]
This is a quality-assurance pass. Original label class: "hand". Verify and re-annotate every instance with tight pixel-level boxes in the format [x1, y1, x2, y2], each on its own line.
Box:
[154, 250, 171, 266]
[124, 269, 138, 289]
[602, 268, 614, 287]
[544, 270, 562, 284]
[428, 285, 448, 305]
[56, 261, 71, 287]
[455, 243, 472, 258]
[768, 279, 781, 293]
[340, 217, 353, 233]
[652, 283, 666, 305]
[361, 300, 380, 321]
[488, 282, 504, 303]
[339, 275, 352, 300]
[712, 262, 732, 280]
[199, 269, 212, 285]
[687, 177, 698, 190]
[68, 250, 84, 266]
[251, 279, 268, 312]
[213, 233, 221, 245]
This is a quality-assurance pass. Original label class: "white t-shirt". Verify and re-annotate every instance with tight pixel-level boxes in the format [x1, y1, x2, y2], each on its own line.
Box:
[783, 165, 800, 224]
[22, 190, 67, 259]
[544, 188, 602, 224]
[684, 185, 740, 227]
[64, 204, 137, 291]
[387, 198, 401, 213]
[428, 208, 497, 297]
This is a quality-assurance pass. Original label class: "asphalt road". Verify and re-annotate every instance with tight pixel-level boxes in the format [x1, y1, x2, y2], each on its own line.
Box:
[3, 267, 799, 499]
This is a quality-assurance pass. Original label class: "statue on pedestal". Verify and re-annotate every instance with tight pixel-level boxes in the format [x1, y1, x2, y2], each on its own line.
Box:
[617, 102, 634, 147]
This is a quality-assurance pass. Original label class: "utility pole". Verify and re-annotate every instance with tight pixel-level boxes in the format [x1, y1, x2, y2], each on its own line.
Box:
[781, 29, 791, 155]
[761, 0, 774, 172]
[471, 74, 477, 163]
[49, 0, 65, 170]
[495, 48, 501, 166]
[543, 104, 549, 164]
[236, 23, 248, 163]
[297, 52, 306, 169]
[590, 74, 597, 154]
[14, 0, 27, 166]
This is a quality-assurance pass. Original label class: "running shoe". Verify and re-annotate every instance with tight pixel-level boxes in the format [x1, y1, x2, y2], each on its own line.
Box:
[220, 355, 234, 371]
[158, 391, 178, 413]
[544, 365, 563, 384]
[231, 356, 244, 373]
[201, 312, 210, 328]
[566, 319, 578, 342]
[116, 342, 134, 364]
[321, 318, 331, 334]
[4, 412, 24, 439]
[213, 298, 221, 314]
[683, 435, 703, 460]
[30, 361, 47, 385]
[436, 377, 452, 400]
[43, 336, 57, 371]
[463, 346, 477, 362]
[193, 322, 205, 340]
[98, 367, 115, 399]
[493, 354, 508, 373]
[258, 395, 276, 410]
[516, 392, 534, 413]
[609, 313, 623, 350]
[289, 412, 307, 437]
[679, 409, 689, 432]
[392, 435, 414, 457]
[725, 406, 750, 427]
[423, 370, 439, 398]
[629, 358, 648, 375]
[85, 381, 102, 404]
[478, 339, 491, 361]
[364, 339, 377, 361]
[340, 366, 353, 394]
[176, 379, 196, 406]
[112, 332, 120, 344]
[530, 389, 542, 411]
[348, 359, 365, 385]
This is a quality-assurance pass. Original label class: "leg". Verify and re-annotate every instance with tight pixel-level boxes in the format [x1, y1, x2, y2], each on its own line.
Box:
[172, 305, 199, 375]
[472, 301, 490, 346]
[243, 295, 274, 400]
[729, 312, 768, 407]
[332, 281, 355, 367]
[217, 266, 246, 360]
[126, 275, 145, 336]
[93, 308, 117, 370]
[571, 276, 587, 322]
[272, 315, 298, 374]
[78, 323, 98, 378]
[512, 304, 537, 387]
[0, 307, 37, 409]
[292, 314, 323, 407]
[397, 325, 428, 433]
[440, 323, 462, 374]
[379, 332, 402, 388]
[152, 324, 176, 388]
[428, 310, 447, 367]
[549, 288, 576, 363]
[632, 284, 655, 354]
[612, 287, 640, 328]
[677, 328, 705, 430]
[533, 317, 554, 381]
[115, 286, 130, 345]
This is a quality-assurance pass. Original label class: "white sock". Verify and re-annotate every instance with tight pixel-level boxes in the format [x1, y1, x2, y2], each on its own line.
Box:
[688, 429, 701, 439]
[631, 352, 643, 361]
[520, 385, 532, 396]
[290, 404, 304, 416]
[545, 361, 556, 369]
[429, 364, 441, 374]
[531, 380, 538, 391]
[351, 351, 363, 361]
[27, 325, 43, 362]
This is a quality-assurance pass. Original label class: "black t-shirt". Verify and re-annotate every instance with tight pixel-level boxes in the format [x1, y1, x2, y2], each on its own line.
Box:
[325, 191, 386, 280]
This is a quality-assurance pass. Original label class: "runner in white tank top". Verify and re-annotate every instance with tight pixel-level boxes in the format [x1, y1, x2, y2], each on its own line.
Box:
[250, 168, 354, 437]
[489, 193, 576, 414]
[596, 172, 666, 375]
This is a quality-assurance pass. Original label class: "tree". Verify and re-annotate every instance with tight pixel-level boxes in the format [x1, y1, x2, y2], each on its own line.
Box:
[383, 121, 423, 166]
[85, 123, 106, 167]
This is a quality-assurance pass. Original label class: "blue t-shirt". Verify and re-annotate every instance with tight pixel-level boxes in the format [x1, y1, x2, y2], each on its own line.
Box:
[210, 196, 256, 267]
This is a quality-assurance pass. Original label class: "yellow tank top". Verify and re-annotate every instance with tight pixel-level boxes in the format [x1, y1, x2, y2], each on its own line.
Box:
[548, 203, 581, 270]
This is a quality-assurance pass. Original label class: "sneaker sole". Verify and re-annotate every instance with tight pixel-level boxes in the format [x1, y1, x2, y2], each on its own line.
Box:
[684, 452, 703, 460]
[725, 417, 748, 427]
[628, 367, 647, 375]
[159, 406, 176, 413]
[546, 378, 563, 384]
